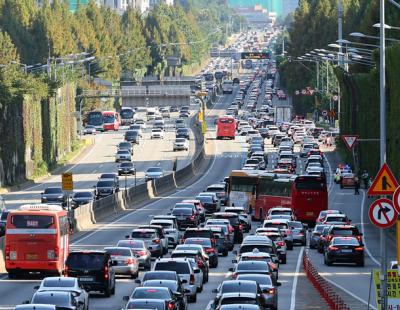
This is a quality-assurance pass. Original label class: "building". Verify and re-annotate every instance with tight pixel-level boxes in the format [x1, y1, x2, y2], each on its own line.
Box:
[150, 0, 174, 7]
[102, 0, 135, 14]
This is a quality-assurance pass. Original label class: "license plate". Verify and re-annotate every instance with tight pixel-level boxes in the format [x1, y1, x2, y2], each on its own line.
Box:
[306, 212, 314, 216]
[26, 254, 38, 260]
[79, 277, 94, 282]
[341, 249, 352, 253]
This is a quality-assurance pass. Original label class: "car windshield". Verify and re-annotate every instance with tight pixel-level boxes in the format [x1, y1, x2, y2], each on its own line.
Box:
[288, 222, 303, 229]
[11, 215, 54, 229]
[264, 222, 288, 229]
[126, 300, 165, 309]
[326, 216, 345, 222]
[42, 278, 75, 288]
[221, 282, 256, 293]
[97, 180, 114, 187]
[172, 208, 192, 215]
[120, 162, 133, 167]
[132, 288, 170, 299]
[143, 281, 177, 292]
[147, 167, 162, 173]
[240, 245, 272, 254]
[237, 275, 272, 286]
[104, 248, 132, 256]
[32, 293, 70, 306]
[196, 196, 213, 203]
[143, 272, 177, 281]
[154, 261, 190, 274]
[221, 297, 257, 305]
[332, 238, 360, 246]
[66, 253, 105, 269]
[73, 192, 92, 198]
[175, 138, 186, 143]
[185, 238, 212, 247]
[119, 142, 131, 148]
[237, 261, 268, 271]
[117, 150, 129, 155]
[117, 240, 144, 249]
[331, 228, 357, 236]
[44, 188, 62, 194]
[131, 231, 156, 239]
[184, 231, 211, 238]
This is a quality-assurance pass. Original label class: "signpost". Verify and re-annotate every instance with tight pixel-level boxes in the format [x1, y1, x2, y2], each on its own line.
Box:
[241, 52, 269, 59]
[367, 163, 399, 196]
[373, 269, 400, 310]
[368, 198, 398, 228]
[62, 172, 73, 191]
[341, 135, 358, 151]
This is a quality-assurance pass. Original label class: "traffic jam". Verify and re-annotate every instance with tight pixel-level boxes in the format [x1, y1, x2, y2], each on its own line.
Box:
[1, 31, 365, 310]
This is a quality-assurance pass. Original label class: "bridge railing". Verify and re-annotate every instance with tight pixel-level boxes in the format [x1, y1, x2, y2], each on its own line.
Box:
[81, 86, 191, 97]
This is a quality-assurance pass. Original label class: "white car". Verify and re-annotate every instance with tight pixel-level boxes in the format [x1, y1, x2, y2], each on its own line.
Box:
[145, 167, 164, 181]
[34, 277, 89, 310]
[150, 219, 180, 247]
[115, 149, 132, 162]
[173, 138, 189, 151]
[151, 128, 164, 139]
[83, 125, 96, 135]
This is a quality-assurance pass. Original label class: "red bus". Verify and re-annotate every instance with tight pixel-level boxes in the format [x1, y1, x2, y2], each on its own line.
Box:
[217, 115, 236, 140]
[102, 111, 120, 131]
[5, 204, 70, 278]
[254, 173, 295, 221]
[291, 175, 328, 225]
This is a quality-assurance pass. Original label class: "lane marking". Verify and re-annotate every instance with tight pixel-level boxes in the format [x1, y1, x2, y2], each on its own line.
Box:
[360, 189, 380, 266]
[289, 246, 304, 310]
[324, 277, 377, 310]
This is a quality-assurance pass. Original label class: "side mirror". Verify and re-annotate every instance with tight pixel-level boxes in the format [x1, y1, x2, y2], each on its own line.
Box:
[167, 213, 172, 215]
[23, 301, 30, 304]
[228, 267, 234, 272]
[194, 269, 201, 274]
[41, 192, 44, 195]
[123, 296, 130, 301]
[184, 289, 191, 293]
[33, 285, 39, 290]
[125, 235, 130, 239]
[276, 282, 282, 287]
[134, 279, 141, 284]
[78, 301, 84, 305]
[181, 279, 188, 284]
[212, 288, 218, 293]
[232, 259, 237, 263]
[112, 260, 118, 266]
[174, 292, 183, 298]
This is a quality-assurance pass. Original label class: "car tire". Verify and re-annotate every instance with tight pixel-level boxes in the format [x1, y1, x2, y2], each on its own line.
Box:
[223, 249, 228, 257]
[111, 282, 116, 295]
[324, 255, 332, 266]
[131, 270, 139, 279]
[104, 286, 111, 297]
[357, 260, 365, 267]
[287, 242, 293, 250]
[281, 255, 287, 264]
[189, 294, 197, 303]
[197, 284, 203, 293]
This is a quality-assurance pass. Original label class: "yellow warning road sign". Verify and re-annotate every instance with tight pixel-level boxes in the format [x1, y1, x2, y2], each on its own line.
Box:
[62, 172, 73, 191]
[368, 163, 399, 196]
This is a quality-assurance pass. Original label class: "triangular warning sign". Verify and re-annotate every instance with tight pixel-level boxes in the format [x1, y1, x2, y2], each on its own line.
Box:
[368, 163, 399, 196]
[342, 135, 358, 150]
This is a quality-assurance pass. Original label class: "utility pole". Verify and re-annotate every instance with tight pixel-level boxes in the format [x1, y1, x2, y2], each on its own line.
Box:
[379, 0, 388, 308]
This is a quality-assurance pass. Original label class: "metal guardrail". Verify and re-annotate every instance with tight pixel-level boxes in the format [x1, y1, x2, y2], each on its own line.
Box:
[81, 86, 191, 98]
[303, 250, 350, 310]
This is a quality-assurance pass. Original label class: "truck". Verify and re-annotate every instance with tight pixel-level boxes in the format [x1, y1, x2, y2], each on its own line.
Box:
[222, 80, 234, 94]
[274, 106, 292, 126]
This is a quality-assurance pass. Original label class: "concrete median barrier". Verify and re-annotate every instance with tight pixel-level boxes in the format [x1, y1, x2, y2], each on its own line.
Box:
[72, 203, 95, 232]
[92, 193, 123, 222]
[124, 182, 151, 209]
[153, 173, 177, 196]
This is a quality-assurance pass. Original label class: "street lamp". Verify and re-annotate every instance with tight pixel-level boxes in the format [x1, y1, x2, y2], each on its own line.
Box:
[373, 23, 400, 30]
[350, 31, 400, 42]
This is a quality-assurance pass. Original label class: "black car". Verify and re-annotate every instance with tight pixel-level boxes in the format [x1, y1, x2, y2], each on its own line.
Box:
[176, 128, 190, 140]
[195, 195, 218, 214]
[124, 287, 181, 310]
[71, 191, 94, 207]
[99, 173, 120, 187]
[118, 162, 136, 175]
[0, 210, 9, 237]
[171, 208, 199, 230]
[65, 250, 116, 297]
[41, 187, 67, 205]
[125, 130, 140, 144]
[142, 280, 188, 310]
[212, 212, 244, 243]
[94, 179, 119, 199]
[139, 271, 181, 284]
[324, 237, 364, 266]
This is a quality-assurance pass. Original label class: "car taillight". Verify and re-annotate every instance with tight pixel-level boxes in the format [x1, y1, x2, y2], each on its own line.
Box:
[189, 215, 196, 220]
[329, 246, 339, 251]
[168, 302, 175, 310]
[357, 235, 362, 242]
[239, 224, 244, 230]
[286, 230, 292, 235]
[229, 226, 235, 233]
[276, 241, 285, 247]
[125, 258, 134, 265]
[104, 266, 109, 279]
[5, 245, 10, 260]
[267, 288, 276, 294]
[298, 232, 304, 236]
[197, 260, 204, 268]
[231, 272, 237, 279]
[205, 248, 215, 254]
[355, 247, 364, 251]
[64, 265, 69, 276]
[136, 250, 147, 256]
[190, 274, 195, 285]
[152, 239, 161, 244]
[327, 235, 333, 241]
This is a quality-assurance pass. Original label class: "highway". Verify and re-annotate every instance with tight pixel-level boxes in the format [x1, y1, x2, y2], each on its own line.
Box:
[3, 113, 197, 210]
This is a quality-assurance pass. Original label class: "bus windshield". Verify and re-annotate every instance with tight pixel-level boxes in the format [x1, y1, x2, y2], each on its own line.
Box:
[87, 111, 103, 126]
[120, 109, 134, 119]
[103, 114, 115, 124]
[218, 118, 235, 124]
[258, 179, 292, 197]
[230, 176, 257, 192]
[295, 177, 326, 190]
[11, 214, 54, 229]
